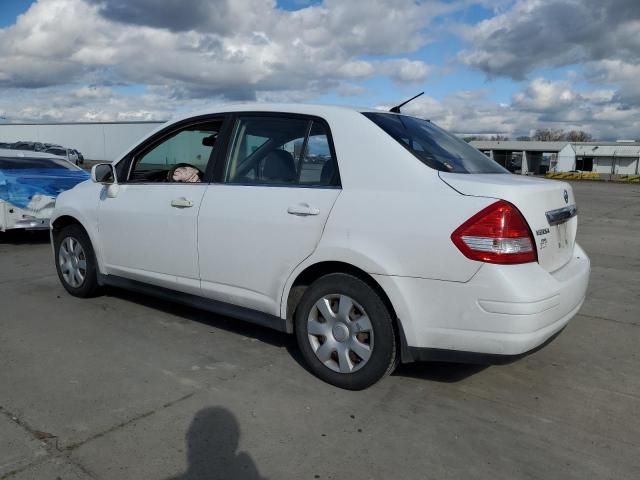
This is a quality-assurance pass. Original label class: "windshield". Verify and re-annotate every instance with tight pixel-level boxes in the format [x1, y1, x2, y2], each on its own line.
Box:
[0, 156, 82, 171]
[363, 112, 507, 174]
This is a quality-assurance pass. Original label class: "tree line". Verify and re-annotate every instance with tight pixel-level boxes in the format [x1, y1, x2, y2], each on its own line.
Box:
[464, 129, 593, 143]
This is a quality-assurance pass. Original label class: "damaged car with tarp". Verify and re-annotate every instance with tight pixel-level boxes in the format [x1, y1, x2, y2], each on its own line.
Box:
[0, 150, 89, 232]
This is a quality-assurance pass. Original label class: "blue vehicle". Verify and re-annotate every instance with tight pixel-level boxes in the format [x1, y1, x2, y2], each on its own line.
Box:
[0, 149, 89, 231]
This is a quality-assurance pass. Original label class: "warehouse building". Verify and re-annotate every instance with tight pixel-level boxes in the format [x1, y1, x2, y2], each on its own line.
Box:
[0, 121, 164, 161]
[557, 142, 640, 174]
[471, 140, 640, 175]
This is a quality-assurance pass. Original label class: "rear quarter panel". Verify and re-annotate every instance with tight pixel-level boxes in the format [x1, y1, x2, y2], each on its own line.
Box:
[311, 109, 493, 281]
[279, 110, 496, 318]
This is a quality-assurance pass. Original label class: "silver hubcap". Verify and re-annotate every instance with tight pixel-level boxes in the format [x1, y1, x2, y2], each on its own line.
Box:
[307, 294, 374, 374]
[58, 236, 87, 288]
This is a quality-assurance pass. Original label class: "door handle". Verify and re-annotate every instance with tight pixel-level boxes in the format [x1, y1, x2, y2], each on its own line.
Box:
[287, 204, 320, 216]
[171, 197, 194, 208]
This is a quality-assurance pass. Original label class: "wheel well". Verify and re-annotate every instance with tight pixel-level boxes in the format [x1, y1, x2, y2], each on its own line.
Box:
[51, 215, 84, 235]
[286, 261, 399, 332]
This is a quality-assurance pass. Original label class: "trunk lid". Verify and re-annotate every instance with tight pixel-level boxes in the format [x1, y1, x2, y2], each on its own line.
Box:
[440, 172, 577, 272]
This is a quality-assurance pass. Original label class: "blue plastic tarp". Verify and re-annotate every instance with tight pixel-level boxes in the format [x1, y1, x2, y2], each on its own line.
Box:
[0, 168, 89, 208]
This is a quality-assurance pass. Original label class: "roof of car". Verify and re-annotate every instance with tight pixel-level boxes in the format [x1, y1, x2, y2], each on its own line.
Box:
[168, 102, 386, 124]
[0, 148, 67, 159]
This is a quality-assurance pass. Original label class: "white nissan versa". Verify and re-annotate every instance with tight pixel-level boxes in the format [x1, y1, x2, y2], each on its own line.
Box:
[51, 104, 590, 389]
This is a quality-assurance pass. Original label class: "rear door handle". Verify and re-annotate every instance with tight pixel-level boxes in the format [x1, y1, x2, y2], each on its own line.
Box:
[287, 204, 320, 216]
[171, 197, 194, 208]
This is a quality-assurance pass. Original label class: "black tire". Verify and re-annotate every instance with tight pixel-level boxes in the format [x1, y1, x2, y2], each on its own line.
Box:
[295, 273, 397, 390]
[53, 224, 101, 297]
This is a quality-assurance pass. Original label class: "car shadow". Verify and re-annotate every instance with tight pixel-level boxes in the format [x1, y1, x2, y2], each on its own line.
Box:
[0, 229, 50, 245]
[167, 407, 266, 480]
[105, 287, 487, 385]
[393, 361, 487, 383]
[105, 287, 293, 350]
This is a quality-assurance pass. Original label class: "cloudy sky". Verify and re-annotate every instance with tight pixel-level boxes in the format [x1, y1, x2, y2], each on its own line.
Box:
[0, 0, 639, 139]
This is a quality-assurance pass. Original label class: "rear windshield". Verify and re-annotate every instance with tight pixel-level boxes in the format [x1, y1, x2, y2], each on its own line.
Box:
[0, 156, 81, 170]
[363, 112, 507, 174]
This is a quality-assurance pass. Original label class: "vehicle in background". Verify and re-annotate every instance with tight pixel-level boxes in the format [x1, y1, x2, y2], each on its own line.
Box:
[72, 149, 85, 165]
[1, 142, 84, 164]
[0, 149, 89, 232]
[50, 103, 590, 390]
[11, 141, 46, 152]
[44, 147, 80, 165]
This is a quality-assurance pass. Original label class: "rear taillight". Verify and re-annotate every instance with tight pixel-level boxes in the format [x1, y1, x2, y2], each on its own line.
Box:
[451, 200, 537, 265]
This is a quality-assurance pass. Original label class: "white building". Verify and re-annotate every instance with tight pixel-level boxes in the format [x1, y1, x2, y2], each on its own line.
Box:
[0, 121, 164, 161]
[556, 142, 640, 175]
[471, 140, 640, 175]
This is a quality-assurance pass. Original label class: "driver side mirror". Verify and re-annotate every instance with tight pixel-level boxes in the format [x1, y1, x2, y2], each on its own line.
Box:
[91, 163, 116, 184]
[202, 134, 217, 147]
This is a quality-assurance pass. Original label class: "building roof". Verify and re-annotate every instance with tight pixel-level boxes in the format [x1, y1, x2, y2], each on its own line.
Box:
[470, 140, 640, 156]
[469, 140, 569, 152]
[572, 141, 640, 147]
[572, 143, 640, 157]
[0, 120, 166, 126]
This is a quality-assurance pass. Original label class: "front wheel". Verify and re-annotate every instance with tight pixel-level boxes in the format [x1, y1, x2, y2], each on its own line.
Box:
[54, 224, 100, 297]
[295, 273, 397, 390]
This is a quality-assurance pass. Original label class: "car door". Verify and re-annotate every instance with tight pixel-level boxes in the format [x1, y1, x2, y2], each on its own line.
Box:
[198, 114, 341, 315]
[98, 117, 227, 294]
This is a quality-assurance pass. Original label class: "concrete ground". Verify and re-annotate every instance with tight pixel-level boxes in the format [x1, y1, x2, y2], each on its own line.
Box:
[1, 181, 639, 480]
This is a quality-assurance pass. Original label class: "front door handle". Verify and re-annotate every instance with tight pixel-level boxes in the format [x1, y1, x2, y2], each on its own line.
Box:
[287, 204, 320, 216]
[171, 197, 194, 208]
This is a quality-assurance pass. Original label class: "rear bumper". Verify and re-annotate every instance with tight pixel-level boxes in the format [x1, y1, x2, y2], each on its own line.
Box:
[374, 243, 590, 360]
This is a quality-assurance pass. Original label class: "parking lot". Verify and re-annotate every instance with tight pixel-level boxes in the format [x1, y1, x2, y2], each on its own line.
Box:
[1, 180, 639, 479]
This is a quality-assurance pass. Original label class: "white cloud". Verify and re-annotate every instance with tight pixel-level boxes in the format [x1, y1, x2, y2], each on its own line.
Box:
[512, 79, 579, 112]
[0, 0, 443, 98]
[1, 0, 639, 140]
[378, 59, 430, 83]
[458, 0, 640, 79]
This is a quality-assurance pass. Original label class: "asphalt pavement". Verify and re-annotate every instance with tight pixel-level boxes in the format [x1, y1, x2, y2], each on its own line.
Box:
[1, 181, 639, 479]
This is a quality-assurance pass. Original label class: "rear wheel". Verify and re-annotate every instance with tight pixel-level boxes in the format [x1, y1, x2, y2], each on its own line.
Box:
[54, 224, 100, 297]
[295, 273, 397, 390]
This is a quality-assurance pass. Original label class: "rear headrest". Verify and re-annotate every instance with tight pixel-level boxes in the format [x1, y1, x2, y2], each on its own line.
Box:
[263, 149, 296, 182]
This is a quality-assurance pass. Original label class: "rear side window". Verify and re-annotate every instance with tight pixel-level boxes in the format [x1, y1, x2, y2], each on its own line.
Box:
[363, 112, 507, 174]
[298, 122, 336, 186]
[224, 116, 339, 187]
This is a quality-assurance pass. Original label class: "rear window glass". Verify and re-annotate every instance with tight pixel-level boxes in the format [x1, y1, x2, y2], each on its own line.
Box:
[0, 156, 80, 170]
[363, 112, 507, 174]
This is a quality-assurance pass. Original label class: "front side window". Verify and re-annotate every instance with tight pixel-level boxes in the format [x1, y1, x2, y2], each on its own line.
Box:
[224, 116, 338, 187]
[363, 112, 508, 174]
[128, 120, 223, 183]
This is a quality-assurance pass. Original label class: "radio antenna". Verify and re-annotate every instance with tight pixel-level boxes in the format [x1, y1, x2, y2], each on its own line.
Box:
[390, 92, 424, 113]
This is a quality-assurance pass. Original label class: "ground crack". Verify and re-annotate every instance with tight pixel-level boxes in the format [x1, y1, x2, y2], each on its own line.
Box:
[64, 391, 196, 452]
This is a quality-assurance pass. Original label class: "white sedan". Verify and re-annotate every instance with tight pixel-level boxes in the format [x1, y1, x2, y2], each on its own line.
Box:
[50, 104, 590, 389]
